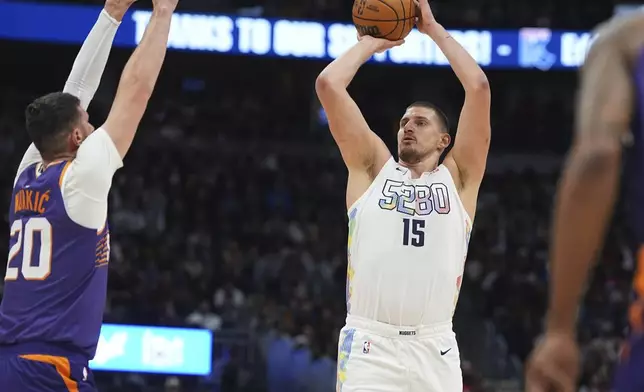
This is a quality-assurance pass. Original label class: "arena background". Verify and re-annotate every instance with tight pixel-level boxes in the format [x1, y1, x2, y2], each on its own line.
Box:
[0, 0, 635, 391]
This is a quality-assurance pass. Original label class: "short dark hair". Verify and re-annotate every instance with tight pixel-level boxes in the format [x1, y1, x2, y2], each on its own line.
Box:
[25, 92, 81, 160]
[407, 101, 450, 133]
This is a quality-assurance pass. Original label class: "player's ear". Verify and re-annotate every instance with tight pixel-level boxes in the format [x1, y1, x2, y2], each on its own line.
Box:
[70, 127, 84, 147]
[439, 132, 451, 149]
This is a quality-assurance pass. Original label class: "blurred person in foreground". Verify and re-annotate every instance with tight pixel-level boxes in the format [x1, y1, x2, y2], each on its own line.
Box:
[0, 0, 178, 389]
[525, 12, 644, 392]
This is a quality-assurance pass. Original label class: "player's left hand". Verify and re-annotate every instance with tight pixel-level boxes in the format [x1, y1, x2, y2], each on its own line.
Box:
[104, 0, 137, 21]
[413, 0, 440, 37]
[525, 332, 579, 392]
[357, 34, 405, 54]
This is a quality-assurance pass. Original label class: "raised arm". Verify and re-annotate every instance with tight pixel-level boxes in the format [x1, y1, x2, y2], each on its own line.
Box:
[15, 0, 131, 182]
[101, 0, 177, 158]
[415, 0, 490, 211]
[315, 36, 399, 207]
[315, 37, 398, 175]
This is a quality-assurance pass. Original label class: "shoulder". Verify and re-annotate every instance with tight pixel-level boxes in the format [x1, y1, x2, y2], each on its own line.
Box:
[593, 13, 644, 37]
[14, 144, 42, 186]
[59, 128, 123, 230]
[15, 162, 39, 184]
[76, 128, 123, 167]
[63, 128, 123, 183]
[590, 14, 644, 60]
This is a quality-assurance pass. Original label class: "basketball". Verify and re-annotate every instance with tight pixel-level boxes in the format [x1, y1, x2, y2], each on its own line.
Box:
[353, 0, 417, 41]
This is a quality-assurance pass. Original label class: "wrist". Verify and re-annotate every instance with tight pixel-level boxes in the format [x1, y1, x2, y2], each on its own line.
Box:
[425, 22, 447, 39]
[103, 4, 126, 22]
[545, 314, 577, 337]
[152, 6, 174, 19]
[356, 38, 380, 54]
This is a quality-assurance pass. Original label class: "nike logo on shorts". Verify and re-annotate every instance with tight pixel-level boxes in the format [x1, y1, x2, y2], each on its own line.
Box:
[440, 348, 452, 356]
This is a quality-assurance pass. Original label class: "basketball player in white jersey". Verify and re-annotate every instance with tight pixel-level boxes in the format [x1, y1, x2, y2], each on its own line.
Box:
[315, 0, 490, 390]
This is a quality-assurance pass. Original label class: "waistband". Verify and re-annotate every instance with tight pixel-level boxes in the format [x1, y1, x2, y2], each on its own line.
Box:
[0, 341, 89, 364]
[345, 315, 453, 339]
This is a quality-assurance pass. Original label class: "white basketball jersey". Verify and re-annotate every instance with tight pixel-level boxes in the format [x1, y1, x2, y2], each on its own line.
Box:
[346, 157, 472, 326]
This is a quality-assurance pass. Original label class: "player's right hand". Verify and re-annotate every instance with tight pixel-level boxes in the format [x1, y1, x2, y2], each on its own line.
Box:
[357, 34, 404, 54]
[525, 332, 579, 392]
[152, 0, 179, 12]
[104, 0, 137, 21]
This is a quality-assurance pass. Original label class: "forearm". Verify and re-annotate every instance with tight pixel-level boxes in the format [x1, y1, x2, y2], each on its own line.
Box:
[427, 24, 487, 91]
[63, 9, 121, 109]
[317, 40, 378, 88]
[546, 148, 621, 334]
[120, 8, 172, 95]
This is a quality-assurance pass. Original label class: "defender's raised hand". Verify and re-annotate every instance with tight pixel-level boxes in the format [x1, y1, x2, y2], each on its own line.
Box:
[104, 0, 137, 21]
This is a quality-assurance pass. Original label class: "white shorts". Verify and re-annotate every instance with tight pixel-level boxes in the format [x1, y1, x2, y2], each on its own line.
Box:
[336, 315, 463, 392]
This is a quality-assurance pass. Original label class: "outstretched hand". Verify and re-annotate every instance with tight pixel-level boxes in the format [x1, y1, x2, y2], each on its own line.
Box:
[104, 0, 137, 21]
[357, 34, 404, 54]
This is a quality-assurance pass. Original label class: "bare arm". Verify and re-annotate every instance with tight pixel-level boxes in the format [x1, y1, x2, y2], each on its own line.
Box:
[415, 0, 490, 211]
[546, 32, 633, 334]
[101, 2, 175, 158]
[315, 38, 394, 176]
[435, 25, 491, 189]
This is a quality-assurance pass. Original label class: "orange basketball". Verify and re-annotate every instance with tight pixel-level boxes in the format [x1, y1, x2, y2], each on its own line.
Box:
[352, 0, 417, 41]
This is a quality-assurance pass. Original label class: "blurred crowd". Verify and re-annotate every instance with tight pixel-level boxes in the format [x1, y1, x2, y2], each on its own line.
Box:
[0, 0, 636, 391]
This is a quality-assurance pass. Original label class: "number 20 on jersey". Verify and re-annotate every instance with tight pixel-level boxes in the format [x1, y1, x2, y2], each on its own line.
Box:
[5, 217, 52, 281]
[378, 179, 452, 247]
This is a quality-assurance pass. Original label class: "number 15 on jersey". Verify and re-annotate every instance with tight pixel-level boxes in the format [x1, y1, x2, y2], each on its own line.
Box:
[402, 218, 425, 247]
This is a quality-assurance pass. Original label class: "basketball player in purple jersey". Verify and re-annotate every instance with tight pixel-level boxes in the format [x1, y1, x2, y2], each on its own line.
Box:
[0, 0, 178, 389]
[525, 13, 644, 392]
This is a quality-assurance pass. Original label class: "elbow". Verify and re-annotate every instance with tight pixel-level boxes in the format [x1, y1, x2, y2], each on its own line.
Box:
[315, 72, 342, 97]
[121, 62, 155, 102]
[467, 74, 490, 95]
[130, 87, 153, 107]
[570, 143, 622, 180]
[123, 75, 154, 103]
[135, 86, 153, 103]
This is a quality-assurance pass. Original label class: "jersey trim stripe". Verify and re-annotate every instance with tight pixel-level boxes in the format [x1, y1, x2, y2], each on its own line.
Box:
[59, 161, 72, 188]
[19, 354, 79, 392]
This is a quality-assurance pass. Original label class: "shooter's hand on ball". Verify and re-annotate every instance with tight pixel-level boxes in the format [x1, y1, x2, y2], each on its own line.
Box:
[414, 0, 441, 37]
[357, 34, 404, 54]
[104, 0, 136, 21]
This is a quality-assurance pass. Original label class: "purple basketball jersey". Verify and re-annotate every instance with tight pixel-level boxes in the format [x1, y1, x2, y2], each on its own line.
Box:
[0, 161, 109, 362]
[615, 48, 644, 392]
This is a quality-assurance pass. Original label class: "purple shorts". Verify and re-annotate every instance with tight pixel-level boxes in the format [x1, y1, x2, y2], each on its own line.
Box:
[0, 354, 97, 392]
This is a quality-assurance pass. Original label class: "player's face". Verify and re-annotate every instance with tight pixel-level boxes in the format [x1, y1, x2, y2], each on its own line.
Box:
[397, 106, 449, 163]
[70, 106, 95, 150]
